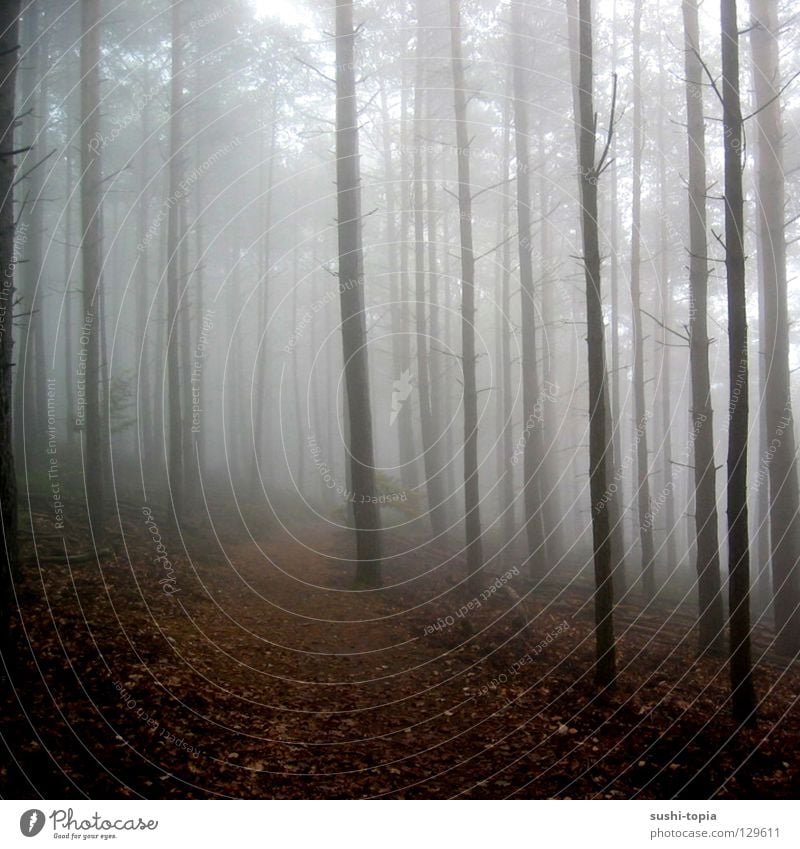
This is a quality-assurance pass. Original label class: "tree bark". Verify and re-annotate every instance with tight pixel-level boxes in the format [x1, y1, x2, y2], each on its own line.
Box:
[574, 0, 616, 689]
[511, 0, 547, 577]
[0, 0, 20, 650]
[749, 0, 800, 656]
[252, 95, 277, 498]
[167, 0, 186, 514]
[413, 2, 448, 538]
[682, 0, 724, 655]
[397, 66, 418, 491]
[335, 0, 382, 587]
[14, 3, 46, 463]
[630, 0, 656, 601]
[609, 0, 624, 585]
[80, 0, 106, 531]
[656, 34, 677, 573]
[721, 0, 756, 722]
[495, 88, 515, 549]
[448, 0, 484, 590]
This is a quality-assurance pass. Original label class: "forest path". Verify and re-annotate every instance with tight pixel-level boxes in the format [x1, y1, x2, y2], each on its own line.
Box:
[2, 510, 799, 799]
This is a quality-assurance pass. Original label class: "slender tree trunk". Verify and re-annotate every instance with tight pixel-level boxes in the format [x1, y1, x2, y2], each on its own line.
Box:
[63, 134, 75, 450]
[630, 0, 656, 600]
[397, 70, 418, 490]
[539, 169, 562, 565]
[253, 95, 277, 498]
[80, 0, 106, 531]
[574, 0, 616, 689]
[0, 0, 21, 649]
[335, 0, 382, 587]
[567, 0, 624, 592]
[656, 36, 676, 572]
[413, 3, 447, 537]
[442, 201, 457, 501]
[379, 86, 404, 477]
[511, 0, 547, 577]
[755, 290, 771, 613]
[178, 199, 193, 500]
[167, 0, 185, 514]
[682, 0, 724, 655]
[291, 245, 306, 489]
[496, 91, 515, 547]
[720, 0, 756, 722]
[15, 6, 50, 471]
[426, 100, 447, 517]
[449, 0, 483, 590]
[191, 173, 205, 479]
[226, 228, 242, 484]
[609, 0, 624, 568]
[749, 0, 800, 655]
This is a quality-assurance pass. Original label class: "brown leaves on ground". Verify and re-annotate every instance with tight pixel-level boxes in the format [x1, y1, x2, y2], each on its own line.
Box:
[2, 508, 798, 799]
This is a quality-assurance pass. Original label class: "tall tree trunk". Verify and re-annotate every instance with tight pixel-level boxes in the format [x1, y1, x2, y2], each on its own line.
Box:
[291, 244, 306, 490]
[397, 70, 418, 491]
[720, 0, 756, 722]
[80, 0, 106, 531]
[682, 0, 724, 655]
[630, 0, 656, 600]
[252, 96, 277, 498]
[334, 0, 382, 587]
[15, 4, 47, 467]
[167, 0, 185, 514]
[656, 34, 677, 572]
[379, 86, 405, 479]
[0, 0, 20, 649]
[749, 0, 800, 655]
[413, 3, 447, 537]
[441, 198, 457, 501]
[539, 169, 562, 565]
[574, 0, 616, 689]
[448, 0, 483, 590]
[496, 91, 515, 548]
[425, 97, 448, 525]
[225, 236, 238, 484]
[63, 130, 76, 450]
[567, 0, 624, 593]
[609, 0, 624, 575]
[191, 170, 205, 481]
[511, 0, 547, 577]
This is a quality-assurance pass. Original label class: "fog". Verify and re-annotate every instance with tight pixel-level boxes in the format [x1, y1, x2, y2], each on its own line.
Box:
[1, 0, 799, 802]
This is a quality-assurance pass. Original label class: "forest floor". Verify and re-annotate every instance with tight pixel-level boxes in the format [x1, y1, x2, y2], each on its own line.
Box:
[1, 497, 799, 799]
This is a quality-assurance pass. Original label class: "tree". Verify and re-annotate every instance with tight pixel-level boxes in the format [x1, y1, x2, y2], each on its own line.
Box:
[682, 0, 724, 655]
[656, 33, 677, 573]
[511, 0, 547, 576]
[630, 0, 656, 601]
[252, 94, 278, 499]
[608, 0, 625, 581]
[749, 0, 800, 656]
[14, 2, 47, 464]
[720, 0, 756, 722]
[574, 0, 616, 688]
[166, 0, 186, 515]
[79, 0, 106, 531]
[495, 88, 515, 549]
[567, 0, 625, 598]
[448, 0, 484, 591]
[413, 1, 448, 538]
[335, 0, 382, 587]
[0, 0, 21, 649]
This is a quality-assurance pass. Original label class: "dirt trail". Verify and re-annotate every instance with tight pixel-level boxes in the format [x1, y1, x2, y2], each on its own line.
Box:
[2, 515, 798, 799]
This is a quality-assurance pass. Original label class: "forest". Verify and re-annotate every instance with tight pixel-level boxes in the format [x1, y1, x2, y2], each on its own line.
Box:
[0, 0, 798, 801]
